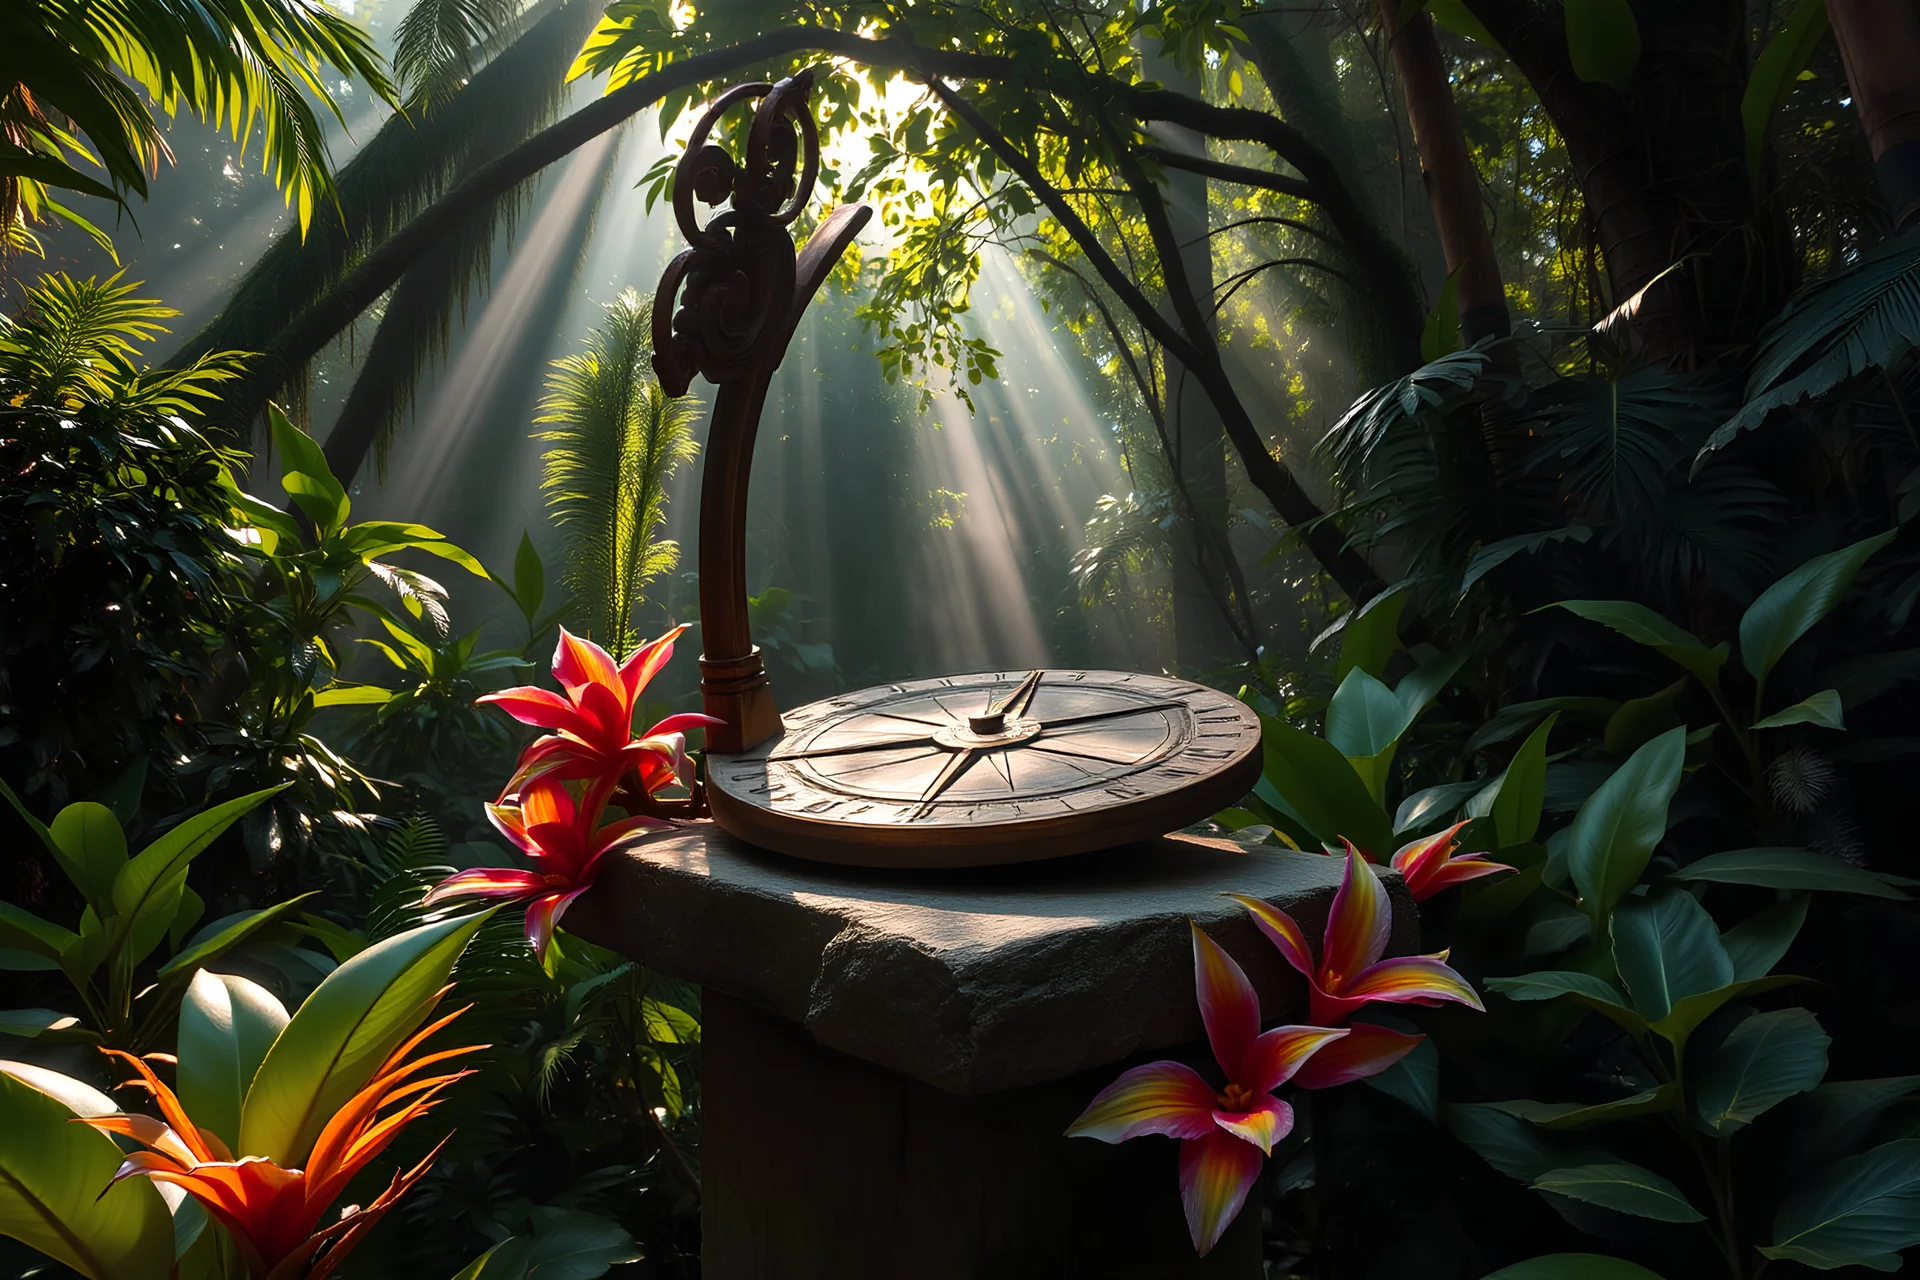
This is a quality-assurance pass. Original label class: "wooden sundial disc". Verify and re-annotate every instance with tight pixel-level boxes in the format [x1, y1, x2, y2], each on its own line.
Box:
[705, 669, 1263, 868]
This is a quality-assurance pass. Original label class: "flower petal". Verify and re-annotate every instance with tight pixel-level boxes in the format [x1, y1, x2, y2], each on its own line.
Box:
[1389, 820, 1469, 883]
[576, 679, 632, 750]
[475, 687, 583, 732]
[1406, 856, 1515, 901]
[619, 624, 689, 706]
[1323, 843, 1392, 991]
[1292, 1023, 1425, 1089]
[524, 888, 587, 960]
[1212, 1092, 1294, 1156]
[643, 712, 725, 737]
[1066, 1060, 1218, 1143]
[1341, 954, 1484, 1011]
[484, 801, 537, 856]
[1191, 923, 1259, 1082]
[1226, 893, 1317, 979]
[421, 868, 549, 906]
[518, 776, 576, 830]
[1240, 1024, 1350, 1092]
[552, 628, 621, 700]
[1178, 1129, 1264, 1257]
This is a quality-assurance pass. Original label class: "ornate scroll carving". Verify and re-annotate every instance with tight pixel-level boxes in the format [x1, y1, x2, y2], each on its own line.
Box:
[653, 70, 871, 755]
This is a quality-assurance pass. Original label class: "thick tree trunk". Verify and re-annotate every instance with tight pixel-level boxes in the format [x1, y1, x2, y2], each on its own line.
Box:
[1381, 6, 1510, 344]
[1466, 0, 1795, 364]
[1829, 0, 1920, 227]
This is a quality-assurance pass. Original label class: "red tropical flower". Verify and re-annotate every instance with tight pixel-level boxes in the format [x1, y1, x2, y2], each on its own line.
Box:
[1068, 923, 1346, 1255]
[83, 1009, 478, 1280]
[1390, 820, 1514, 901]
[479, 625, 721, 797]
[1228, 843, 1483, 1088]
[423, 775, 666, 958]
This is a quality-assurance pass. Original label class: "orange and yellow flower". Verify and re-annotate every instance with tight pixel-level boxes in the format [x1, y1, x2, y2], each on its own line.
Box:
[479, 625, 721, 798]
[1390, 820, 1514, 901]
[1228, 843, 1483, 1087]
[1067, 923, 1346, 1255]
[83, 1009, 479, 1280]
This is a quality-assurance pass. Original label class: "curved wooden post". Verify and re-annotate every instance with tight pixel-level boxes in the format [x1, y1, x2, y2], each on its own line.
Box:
[652, 71, 872, 753]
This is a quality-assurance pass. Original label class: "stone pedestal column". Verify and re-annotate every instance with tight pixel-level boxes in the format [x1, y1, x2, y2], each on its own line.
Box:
[564, 827, 1417, 1278]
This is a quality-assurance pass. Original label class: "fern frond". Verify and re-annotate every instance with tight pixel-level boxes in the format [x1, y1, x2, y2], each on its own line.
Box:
[534, 290, 700, 657]
[396, 0, 525, 114]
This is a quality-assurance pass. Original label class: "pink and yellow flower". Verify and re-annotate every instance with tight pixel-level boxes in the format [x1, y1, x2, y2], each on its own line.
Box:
[1067, 923, 1347, 1255]
[479, 626, 721, 797]
[1228, 843, 1483, 1088]
[424, 775, 667, 958]
[1390, 820, 1514, 901]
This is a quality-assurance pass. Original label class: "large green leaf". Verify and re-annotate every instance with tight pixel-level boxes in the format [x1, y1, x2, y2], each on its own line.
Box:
[1742, 0, 1830, 191]
[47, 803, 126, 917]
[109, 787, 286, 968]
[1721, 895, 1809, 981]
[0, 1062, 176, 1280]
[1763, 1140, 1920, 1271]
[1547, 600, 1728, 689]
[156, 893, 318, 978]
[0, 1010, 81, 1038]
[1489, 713, 1558, 846]
[1612, 891, 1733, 1022]
[1694, 1006, 1829, 1134]
[1652, 975, 1804, 1049]
[1668, 848, 1908, 899]
[1740, 530, 1898, 693]
[1753, 689, 1845, 731]
[1564, 0, 1640, 95]
[1326, 669, 1415, 803]
[1445, 1103, 1609, 1183]
[1566, 728, 1686, 923]
[1704, 232, 1920, 459]
[1256, 714, 1394, 855]
[1531, 1162, 1703, 1222]
[1492, 1087, 1675, 1131]
[268, 403, 349, 536]
[1335, 587, 1407, 683]
[1783, 1078, 1920, 1175]
[0, 901, 77, 963]
[1479, 1256, 1669, 1280]
[240, 910, 489, 1165]
[449, 1207, 641, 1280]
[1484, 970, 1647, 1034]
[177, 971, 290, 1152]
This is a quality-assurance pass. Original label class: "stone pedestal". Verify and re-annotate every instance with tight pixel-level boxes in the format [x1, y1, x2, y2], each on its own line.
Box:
[564, 825, 1417, 1278]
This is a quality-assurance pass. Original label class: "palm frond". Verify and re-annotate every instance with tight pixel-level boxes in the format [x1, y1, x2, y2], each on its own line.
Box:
[169, 0, 591, 406]
[1320, 339, 1517, 478]
[396, 0, 525, 115]
[1528, 367, 1732, 519]
[534, 290, 700, 658]
[1073, 489, 1172, 606]
[1702, 229, 1920, 460]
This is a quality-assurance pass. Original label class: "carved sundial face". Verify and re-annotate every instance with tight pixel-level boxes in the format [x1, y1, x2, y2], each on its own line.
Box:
[705, 670, 1263, 868]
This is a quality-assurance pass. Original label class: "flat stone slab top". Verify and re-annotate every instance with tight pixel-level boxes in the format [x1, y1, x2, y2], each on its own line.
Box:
[565, 823, 1418, 1096]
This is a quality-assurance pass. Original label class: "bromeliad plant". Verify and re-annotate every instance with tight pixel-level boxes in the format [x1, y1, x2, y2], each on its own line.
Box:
[0, 912, 491, 1279]
[428, 626, 721, 960]
[0, 778, 298, 1049]
[1067, 923, 1348, 1256]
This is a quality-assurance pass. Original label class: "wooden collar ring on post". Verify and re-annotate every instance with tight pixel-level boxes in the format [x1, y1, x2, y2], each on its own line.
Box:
[656, 72, 1261, 870]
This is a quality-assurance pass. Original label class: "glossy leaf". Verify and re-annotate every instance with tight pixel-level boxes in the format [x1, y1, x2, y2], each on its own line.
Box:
[1546, 600, 1728, 689]
[1492, 1087, 1676, 1131]
[240, 910, 489, 1165]
[1564, 0, 1641, 94]
[1740, 530, 1898, 691]
[1763, 1140, 1920, 1270]
[1782, 1078, 1920, 1175]
[1566, 727, 1686, 922]
[1694, 1007, 1830, 1134]
[178, 971, 290, 1151]
[1485, 969, 1648, 1034]
[1669, 848, 1907, 899]
[1652, 975, 1804, 1048]
[1336, 587, 1407, 683]
[0, 777, 96, 905]
[0, 1061, 176, 1280]
[1721, 895, 1809, 981]
[1490, 713, 1557, 846]
[1531, 1162, 1703, 1222]
[156, 893, 319, 978]
[1742, 0, 1830, 191]
[1479, 1255, 1669, 1280]
[1256, 713, 1394, 856]
[269, 403, 349, 536]
[0, 900, 77, 962]
[514, 531, 546, 618]
[110, 786, 286, 967]
[0, 1009, 80, 1037]
[1612, 891, 1733, 1022]
[1327, 669, 1414, 803]
[1602, 681, 1684, 755]
[1753, 689, 1845, 731]
[450, 1207, 642, 1280]
[48, 802, 126, 916]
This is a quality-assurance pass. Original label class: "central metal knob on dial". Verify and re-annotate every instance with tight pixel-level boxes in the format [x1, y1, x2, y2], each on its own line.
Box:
[968, 711, 1009, 735]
